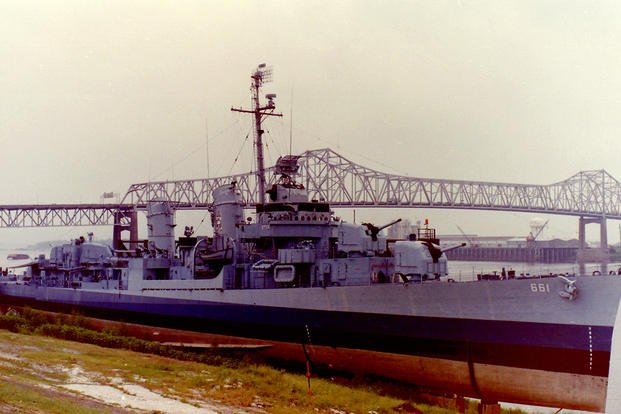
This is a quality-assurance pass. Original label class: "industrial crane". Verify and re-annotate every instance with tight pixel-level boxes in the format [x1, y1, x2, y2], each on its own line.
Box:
[527, 219, 549, 242]
[456, 225, 476, 247]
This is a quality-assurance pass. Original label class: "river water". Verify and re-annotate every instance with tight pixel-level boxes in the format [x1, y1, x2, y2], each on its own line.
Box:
[449, 260, 621, 281]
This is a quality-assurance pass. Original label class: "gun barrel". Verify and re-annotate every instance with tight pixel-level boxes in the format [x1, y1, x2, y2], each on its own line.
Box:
[377, 218, 402, 232]
[441, 243, 466, 254]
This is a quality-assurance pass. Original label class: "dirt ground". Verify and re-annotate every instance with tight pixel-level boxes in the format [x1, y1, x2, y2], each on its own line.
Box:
[0, 333, 249, 414]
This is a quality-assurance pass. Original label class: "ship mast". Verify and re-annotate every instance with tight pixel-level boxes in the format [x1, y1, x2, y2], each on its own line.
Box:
[231, 63, 282, 204]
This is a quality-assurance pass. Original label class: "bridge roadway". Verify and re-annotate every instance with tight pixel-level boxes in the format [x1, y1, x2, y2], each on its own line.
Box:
[0, 148, 618, 248]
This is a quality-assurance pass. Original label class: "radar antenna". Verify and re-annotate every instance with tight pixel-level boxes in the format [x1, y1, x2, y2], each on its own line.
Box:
[231, 63, 283, 204]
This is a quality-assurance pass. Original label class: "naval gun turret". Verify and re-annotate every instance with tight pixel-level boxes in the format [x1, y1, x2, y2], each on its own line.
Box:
[362, 218, 402, 241]
[421, 240, 466, 264]
[390, 222, 465, 282]
[337, 219, 402, 258]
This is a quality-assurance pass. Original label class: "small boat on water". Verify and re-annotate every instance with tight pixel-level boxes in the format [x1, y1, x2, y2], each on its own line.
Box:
[7, 253, 30, 261]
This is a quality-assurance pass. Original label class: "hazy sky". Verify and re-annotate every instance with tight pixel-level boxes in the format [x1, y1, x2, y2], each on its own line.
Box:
[1, 0, 620, 245]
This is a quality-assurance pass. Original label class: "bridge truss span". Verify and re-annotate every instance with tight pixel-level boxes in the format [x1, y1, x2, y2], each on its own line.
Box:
[121, 173, 268, 208]
[0, 149, 619, 230]
[0, 204, 134, 228]
[122, 148, 621, 220]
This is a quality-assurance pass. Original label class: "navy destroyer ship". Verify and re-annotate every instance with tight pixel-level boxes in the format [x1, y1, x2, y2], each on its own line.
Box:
[1, 64, 621, 412]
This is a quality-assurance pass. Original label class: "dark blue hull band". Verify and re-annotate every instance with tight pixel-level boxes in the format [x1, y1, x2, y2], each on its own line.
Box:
[0, 294, 611, 378]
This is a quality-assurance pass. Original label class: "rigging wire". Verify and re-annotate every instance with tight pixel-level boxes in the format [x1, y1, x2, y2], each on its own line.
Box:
[205, 114, 210, 178]
[263, 130, 285, 175]
[193, 210, 211, 234]
[227, 132, 252, 176]
[289, 86, 294, 156]
[150, 119, 241, 181]
[213, 118, 252, 177]
[195, 126, 252, 234]
[263, 116, 288, 167]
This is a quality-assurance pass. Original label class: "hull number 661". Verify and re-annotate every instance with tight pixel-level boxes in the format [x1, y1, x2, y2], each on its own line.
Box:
[530, 283, 550, 293]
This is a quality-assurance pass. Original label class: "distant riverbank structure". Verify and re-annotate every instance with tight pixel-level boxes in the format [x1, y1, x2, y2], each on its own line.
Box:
[385, 220, 584, 263]
[439, 234, 581, 263]
[385, 219, 419, 240]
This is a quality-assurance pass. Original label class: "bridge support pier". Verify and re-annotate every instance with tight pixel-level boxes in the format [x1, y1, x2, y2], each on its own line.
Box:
[113, 209, 138, 251]
[577, 216, 609, 265]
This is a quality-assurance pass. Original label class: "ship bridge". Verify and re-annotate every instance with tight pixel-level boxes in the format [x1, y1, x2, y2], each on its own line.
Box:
[0, 148, 618, 250]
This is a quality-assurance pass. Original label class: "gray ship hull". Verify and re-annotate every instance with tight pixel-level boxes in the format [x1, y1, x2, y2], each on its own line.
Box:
[1, 274, 619, 411]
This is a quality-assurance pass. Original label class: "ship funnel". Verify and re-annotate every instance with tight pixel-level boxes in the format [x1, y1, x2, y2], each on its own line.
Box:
[146, 200, 176, 257]
[212, 182, 244, 240]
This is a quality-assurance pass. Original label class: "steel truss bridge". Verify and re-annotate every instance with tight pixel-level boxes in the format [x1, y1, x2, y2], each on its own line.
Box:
[0, 204, 135, 228]
[0, 148, 620, 229]
[122, 148, 621, 219]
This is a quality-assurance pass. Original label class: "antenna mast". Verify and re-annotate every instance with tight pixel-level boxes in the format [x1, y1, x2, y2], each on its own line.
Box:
[231, 63, 283, 204]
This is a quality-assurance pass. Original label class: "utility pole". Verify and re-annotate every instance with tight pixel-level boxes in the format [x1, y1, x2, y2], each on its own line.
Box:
[231, 64, 283, 204]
